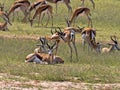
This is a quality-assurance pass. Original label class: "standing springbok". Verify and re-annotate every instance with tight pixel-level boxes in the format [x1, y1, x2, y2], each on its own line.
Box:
[29, 4, 53, 27]
[27, 0, 47, 13]
[51, 27, 79, 61]
[101, 36, 120, 53]
[25, 41, 64, 64]
[8, 0, 30, 22]
[46, 0, 72, 15]
[81, 27, 96, 51]
[67, 7, 92, 27]
[81, 0, 95, 9]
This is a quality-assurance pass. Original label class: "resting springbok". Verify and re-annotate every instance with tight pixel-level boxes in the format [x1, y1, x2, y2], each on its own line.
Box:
[8, 0, 30, 22]
[101, 36, 120, 53]
[46, 0, 72, 14]
[81, 0, 95, 9]
[29, 4, 53, 27]
[67, 7, 92, 27]
[25, 41, 64, 64]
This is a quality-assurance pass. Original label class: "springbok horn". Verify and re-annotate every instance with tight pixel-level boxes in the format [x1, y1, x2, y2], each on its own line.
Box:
[58, 27, 62, 32]
[51, 41, 57, 49]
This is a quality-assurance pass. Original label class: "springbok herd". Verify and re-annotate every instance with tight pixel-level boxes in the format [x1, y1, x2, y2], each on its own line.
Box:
[0, 0, 120, 64]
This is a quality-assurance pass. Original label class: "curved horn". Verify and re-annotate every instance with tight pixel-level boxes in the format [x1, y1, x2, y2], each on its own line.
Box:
[39, 37, 44, 44]
[46, 42, 50, 49]
[51, 41, 57, 49]
[58, 27, 62, 32]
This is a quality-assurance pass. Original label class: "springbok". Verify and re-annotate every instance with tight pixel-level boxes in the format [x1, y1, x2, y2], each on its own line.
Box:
[25, 41, 64, 64]
[29, 4, 53, 27]
[46, 0, 72, 14]
[81, 0, 95, 9]
[67, 7, 92, 27]
[8, 0, 30, 22]
[27, 0, 47, 13]
[81, 27, 96, 51]
[51, 27, 80, 61]
[34, 36, 48, 54]
[101, 36, 120, 53]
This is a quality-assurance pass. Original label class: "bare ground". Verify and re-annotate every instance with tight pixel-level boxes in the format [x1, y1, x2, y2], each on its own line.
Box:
[0, 73, 120, 90]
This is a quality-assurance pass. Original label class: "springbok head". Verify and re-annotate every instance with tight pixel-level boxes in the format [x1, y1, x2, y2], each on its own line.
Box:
[110, 35, 120, 50]
[36, 36, 48, 53]
[46, 41, 57, 56]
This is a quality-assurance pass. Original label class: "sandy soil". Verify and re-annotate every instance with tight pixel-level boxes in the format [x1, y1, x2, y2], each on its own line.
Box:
[0, 80, 120, 90]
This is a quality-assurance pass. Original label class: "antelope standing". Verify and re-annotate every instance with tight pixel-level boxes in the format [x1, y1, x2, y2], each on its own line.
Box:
[101, 36, 120, 53]
[81, 0, 95, 9]
[25, 41, 64, 64]
[46, 0, 72, 14]
[29, 4, 53, 27]
[81, 27, 96, 51]
[52, 27, 79, 61]
[8, 0, 30, 22]
[68, 7, 92, 27]
[27, 0, 47, 13]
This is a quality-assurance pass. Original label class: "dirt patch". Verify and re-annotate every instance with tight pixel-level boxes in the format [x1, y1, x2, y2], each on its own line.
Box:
[0, 80, 120, 90]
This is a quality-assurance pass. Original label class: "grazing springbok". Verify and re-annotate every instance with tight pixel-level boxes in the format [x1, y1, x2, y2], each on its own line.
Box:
[52, 27, 80, 61]
[8, 0, 30, 22]
[81, 27, 97, 51]
[81, 0, 95, 9]
[29, 4, 53, 27]
[101, 36, 120, 53]
[46, 0, 72, 14]
[25, 41, 64, 64]
[67, 7, 92, 27]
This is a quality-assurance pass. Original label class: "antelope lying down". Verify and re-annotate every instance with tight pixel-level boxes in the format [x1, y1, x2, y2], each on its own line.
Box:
[25, 39, 64, 64]
[101, 36, 120, 53]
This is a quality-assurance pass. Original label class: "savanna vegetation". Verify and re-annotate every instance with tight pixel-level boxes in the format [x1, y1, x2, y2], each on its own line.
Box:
[0, 0, 120, 85]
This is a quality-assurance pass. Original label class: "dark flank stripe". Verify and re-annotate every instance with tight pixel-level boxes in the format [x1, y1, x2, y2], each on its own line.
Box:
[18, 1, 30, 5]
[76, 8, 85, 16]
[14, 4, 23, 9]
[34, 2, 42, 7]
[41, 6, 49, 12]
